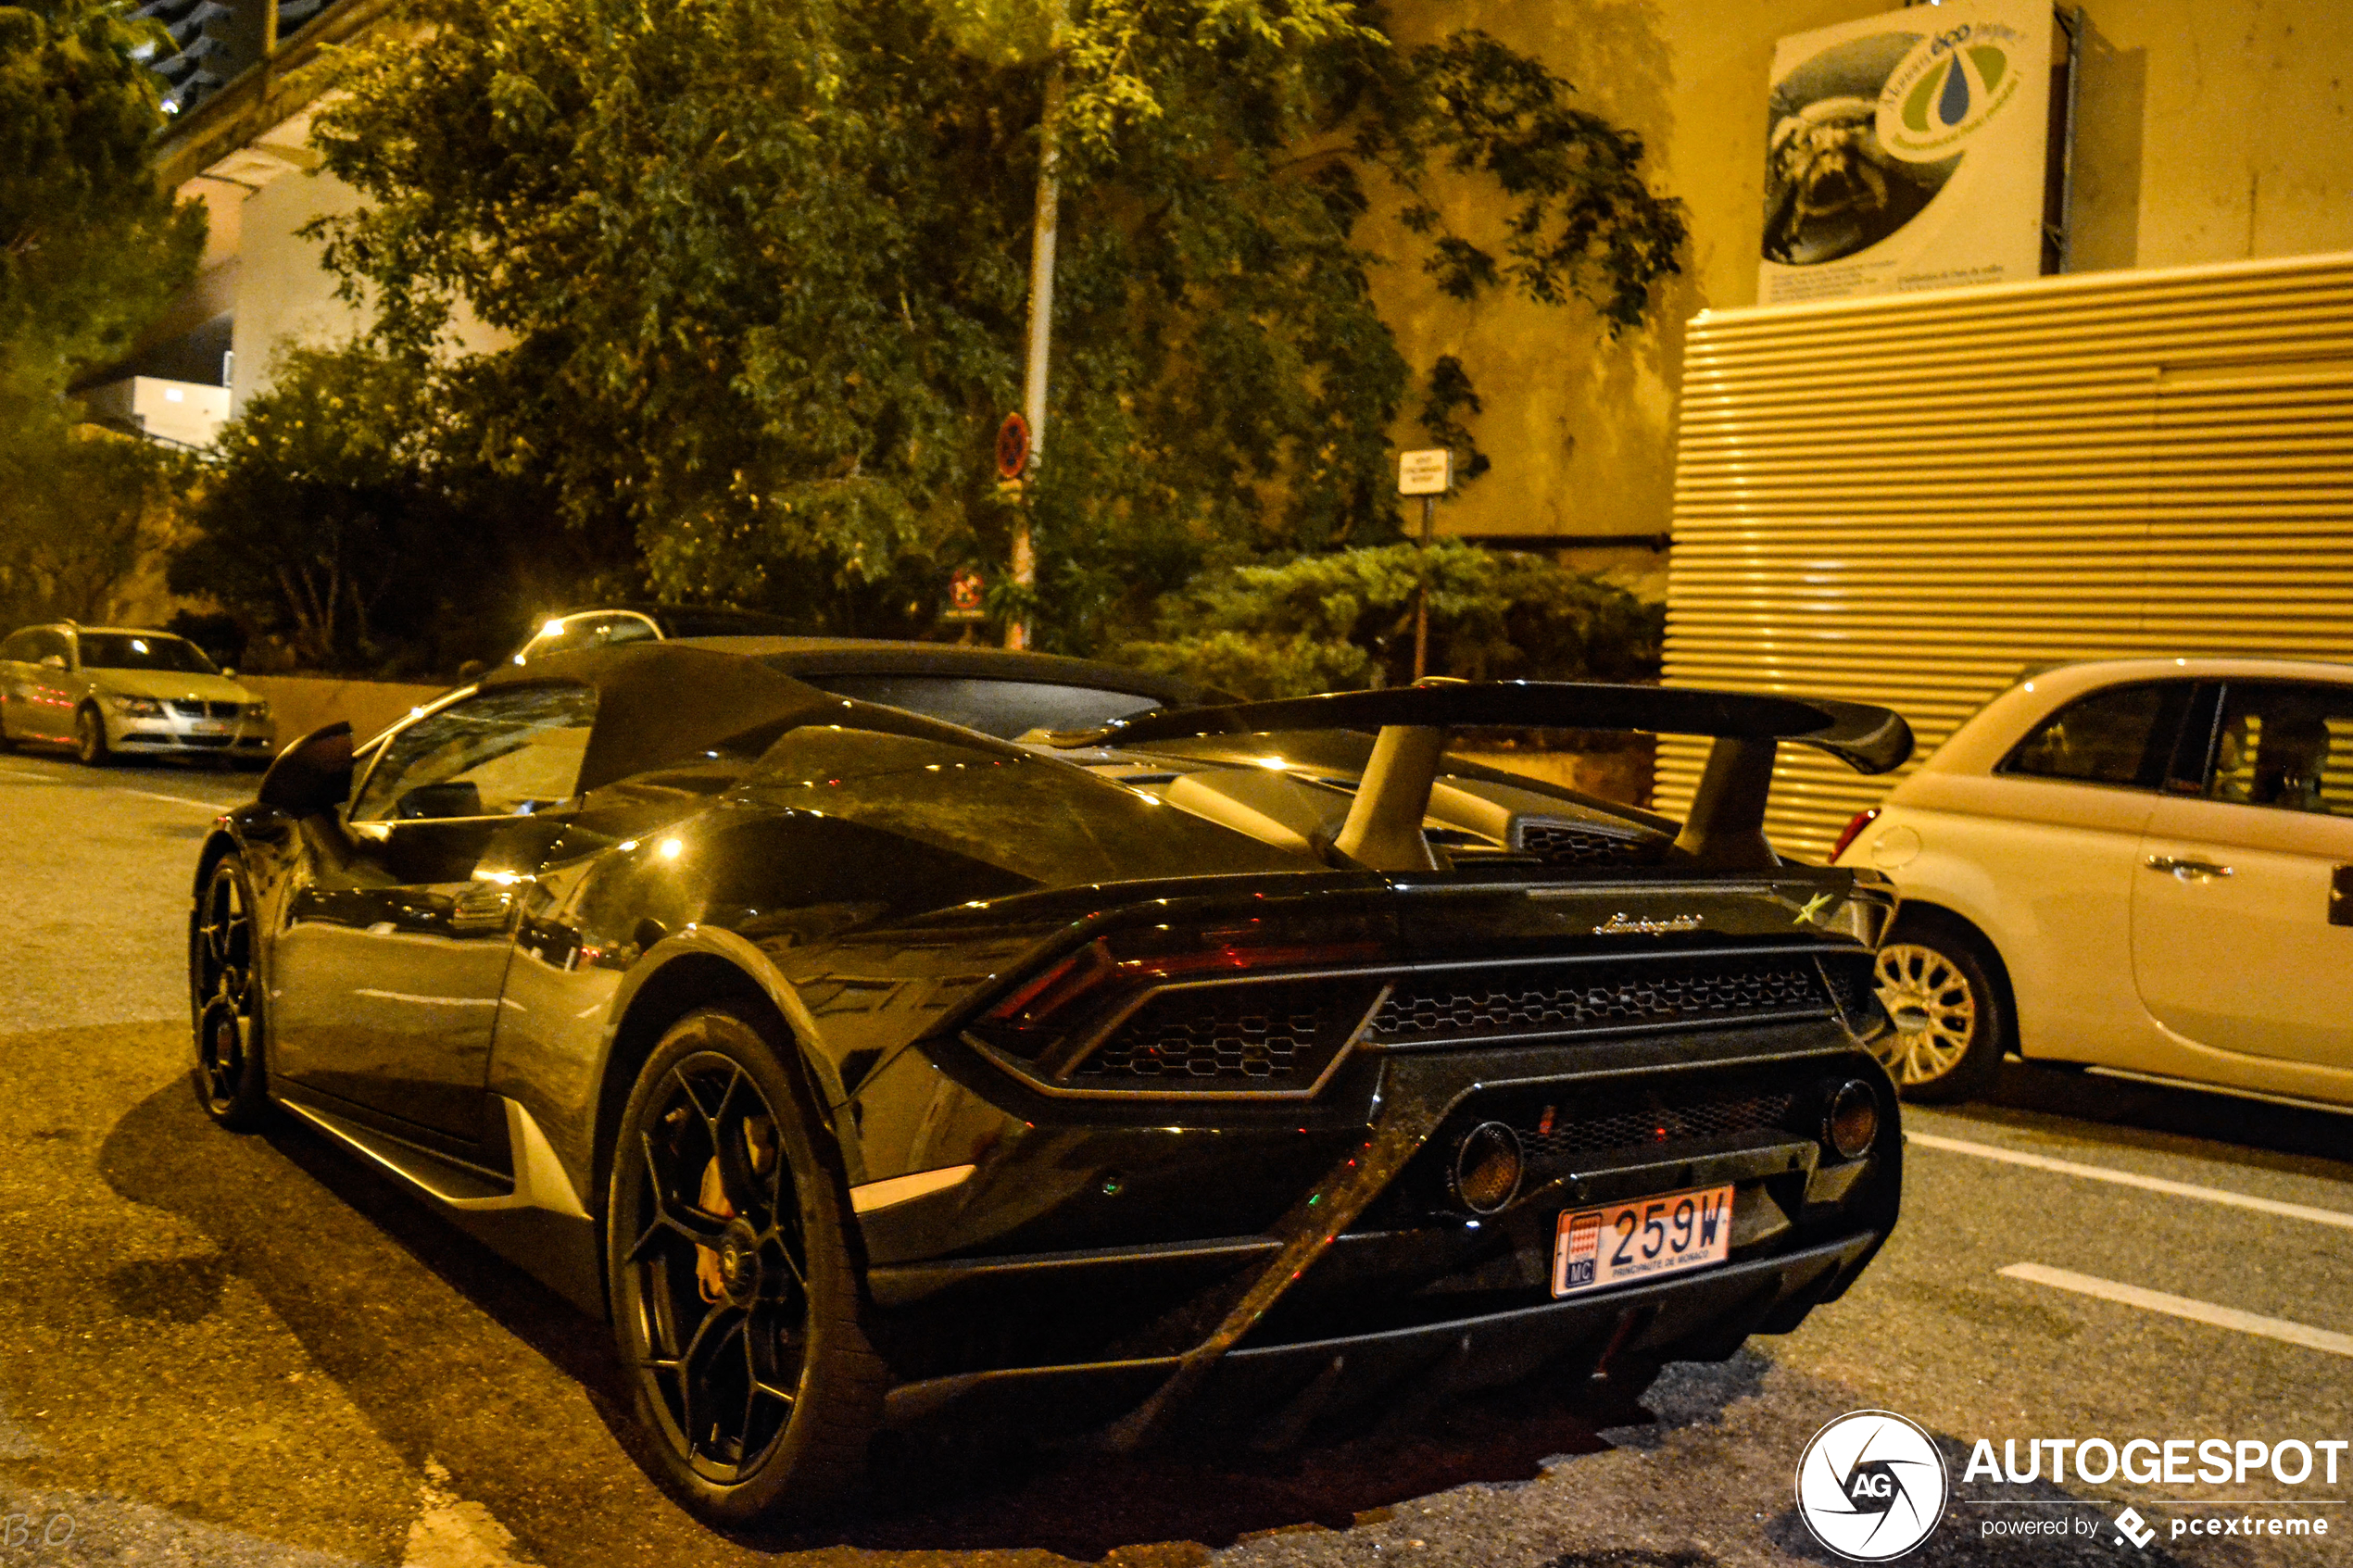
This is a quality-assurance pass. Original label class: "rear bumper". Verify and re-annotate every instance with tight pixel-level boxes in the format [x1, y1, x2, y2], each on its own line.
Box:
[878, 1228, 1879, 1437]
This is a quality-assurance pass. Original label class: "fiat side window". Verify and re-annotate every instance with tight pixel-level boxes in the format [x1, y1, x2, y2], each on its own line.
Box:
[2208, 684, 2353, 815]
[2000, 682, 2189, 789]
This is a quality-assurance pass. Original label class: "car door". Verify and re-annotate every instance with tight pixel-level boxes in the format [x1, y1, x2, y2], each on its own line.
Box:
[269, 683, 598, 1143]
[0, 629, 32, 740]
[1962, 678, 2196, 1063]
[17, 631, 77, 741]
[2133, 679, 2353, 1073]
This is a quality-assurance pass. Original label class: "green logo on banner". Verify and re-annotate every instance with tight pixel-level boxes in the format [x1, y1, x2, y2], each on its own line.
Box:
[1879, 22, 2023, 159]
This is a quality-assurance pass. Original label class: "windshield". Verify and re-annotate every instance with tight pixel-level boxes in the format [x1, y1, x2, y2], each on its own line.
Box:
[804, 674, 1164, 740]
[76, 633, 217, 674]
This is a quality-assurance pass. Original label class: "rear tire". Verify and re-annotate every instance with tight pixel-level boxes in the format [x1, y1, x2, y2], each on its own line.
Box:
[193, 854, 275, 1129]
[1870, 917, 2009, 1104]
[73, 705, 111, 767]
[606, 1005, 887, 1524]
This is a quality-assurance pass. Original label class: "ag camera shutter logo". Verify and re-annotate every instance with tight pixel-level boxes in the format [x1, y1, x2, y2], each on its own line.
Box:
[1795, 1410, 1950, 1560]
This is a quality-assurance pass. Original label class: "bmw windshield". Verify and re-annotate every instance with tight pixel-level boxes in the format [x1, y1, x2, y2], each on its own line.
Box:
[77, 633, 218, 674]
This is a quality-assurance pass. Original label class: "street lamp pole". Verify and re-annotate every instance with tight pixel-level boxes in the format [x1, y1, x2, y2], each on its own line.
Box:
[1007, 12, 1066, 652]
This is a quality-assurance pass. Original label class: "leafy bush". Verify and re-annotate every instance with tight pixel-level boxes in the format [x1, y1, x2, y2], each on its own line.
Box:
[1123, 540, 1663, 699]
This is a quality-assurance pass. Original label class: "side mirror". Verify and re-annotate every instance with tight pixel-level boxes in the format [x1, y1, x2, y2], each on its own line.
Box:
[39, 654, 66, 670]
[258, 721, 355, 818]
[220, 666, 237, 679]
[456, 659, 488, 682]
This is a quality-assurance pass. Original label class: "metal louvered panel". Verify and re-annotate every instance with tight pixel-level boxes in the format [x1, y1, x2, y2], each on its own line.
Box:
[1658, 252, 2353, 861]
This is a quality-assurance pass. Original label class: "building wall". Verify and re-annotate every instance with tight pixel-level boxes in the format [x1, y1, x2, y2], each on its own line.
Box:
[226, 168, 371, 417]
[1367, 0, 2353, 577]
[227, 166, 504, 416]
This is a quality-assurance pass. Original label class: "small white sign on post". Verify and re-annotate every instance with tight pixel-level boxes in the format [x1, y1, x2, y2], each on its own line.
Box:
[1397, 448, 1453, 496]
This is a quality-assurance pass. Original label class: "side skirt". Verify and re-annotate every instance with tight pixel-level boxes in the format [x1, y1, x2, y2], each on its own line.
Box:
[278, 1089, 607, 1317]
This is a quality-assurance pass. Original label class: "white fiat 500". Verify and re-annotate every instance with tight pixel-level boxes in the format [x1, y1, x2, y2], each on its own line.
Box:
[1832, 656, 2353, 1107]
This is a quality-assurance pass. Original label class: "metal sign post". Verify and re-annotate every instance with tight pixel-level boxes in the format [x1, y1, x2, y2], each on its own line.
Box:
[1398, 448, 1452, 682]
[1008, 2, 1068, 654]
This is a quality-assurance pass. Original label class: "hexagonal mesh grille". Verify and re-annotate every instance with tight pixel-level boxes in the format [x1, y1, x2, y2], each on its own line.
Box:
[1818, 958, 1873, 1021]
[1369, 955, 1829, 1048]
[1074, 979, 1379, 1086]
[1515, 820, 1670, 868]
[1513, 1088, 1801, 1162]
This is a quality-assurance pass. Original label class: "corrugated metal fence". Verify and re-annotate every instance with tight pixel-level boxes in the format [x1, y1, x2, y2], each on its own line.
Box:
[1656, 250, 2353, 860]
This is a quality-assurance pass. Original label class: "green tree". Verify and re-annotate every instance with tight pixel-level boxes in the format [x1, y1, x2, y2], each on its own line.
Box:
[307, 0, 1682, 648]
[0, 0, 209, 634]
[169, 345, 632, 672]
[1123, 539, 1664, 698]
[0, 0, 206, 402]
[0, 421, 187, 628]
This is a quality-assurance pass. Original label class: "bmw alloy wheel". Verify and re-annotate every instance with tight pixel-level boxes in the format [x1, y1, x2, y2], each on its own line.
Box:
[74, 705, 110, 766]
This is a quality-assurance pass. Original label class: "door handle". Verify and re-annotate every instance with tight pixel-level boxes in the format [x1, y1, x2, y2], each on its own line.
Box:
[2145, 854, 2233, 881]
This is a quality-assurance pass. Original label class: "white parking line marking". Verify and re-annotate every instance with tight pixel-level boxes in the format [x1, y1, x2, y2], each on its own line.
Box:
[354, 989, 499, 1007]
[0, 763, 233, 810]
[2000, 1263, 2353, 1359]
[1909, 1130, 2353, 1231]
[110, 786, 230, 810]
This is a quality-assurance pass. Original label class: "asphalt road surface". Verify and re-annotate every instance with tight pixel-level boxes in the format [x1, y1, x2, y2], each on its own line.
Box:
[3, 747, 2348, 1568]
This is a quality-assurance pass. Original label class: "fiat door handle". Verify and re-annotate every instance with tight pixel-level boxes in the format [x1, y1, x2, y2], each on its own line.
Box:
[2145, 854, 2233, 881]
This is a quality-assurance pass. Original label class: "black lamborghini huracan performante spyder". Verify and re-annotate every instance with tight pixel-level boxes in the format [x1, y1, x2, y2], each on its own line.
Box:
[188, 638, 1911, 1523]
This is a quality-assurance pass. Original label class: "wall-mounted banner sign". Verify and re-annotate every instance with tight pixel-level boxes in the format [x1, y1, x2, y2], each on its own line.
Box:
[1759, 1, 2053, 306]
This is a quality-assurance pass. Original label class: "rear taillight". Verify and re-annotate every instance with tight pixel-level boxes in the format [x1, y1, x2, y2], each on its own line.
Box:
[968, 912, 1397, 1092]
[1829, 807, 1881, 865]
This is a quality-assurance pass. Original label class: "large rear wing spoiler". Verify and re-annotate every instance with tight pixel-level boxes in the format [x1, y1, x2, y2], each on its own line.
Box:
[1043, 680, 1912, 872]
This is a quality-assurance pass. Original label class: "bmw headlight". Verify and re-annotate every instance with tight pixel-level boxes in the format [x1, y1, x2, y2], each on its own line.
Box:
[103, 693, 164, 717]
[245, 699, 271, 721]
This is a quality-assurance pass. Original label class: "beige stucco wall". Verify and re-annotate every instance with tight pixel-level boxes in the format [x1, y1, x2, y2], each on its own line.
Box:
[226, 167, 370, 418]
[1370, 0, 2353, 572]
[227, 167, 505, 417]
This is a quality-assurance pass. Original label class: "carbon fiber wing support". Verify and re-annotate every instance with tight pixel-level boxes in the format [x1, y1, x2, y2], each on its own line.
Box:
[1042, 681, 1913, 872]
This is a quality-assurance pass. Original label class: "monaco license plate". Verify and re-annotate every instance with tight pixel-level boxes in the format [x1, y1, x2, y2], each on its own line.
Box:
[1553, 1184, 1734, 1298]
[191, 720, 230, 734]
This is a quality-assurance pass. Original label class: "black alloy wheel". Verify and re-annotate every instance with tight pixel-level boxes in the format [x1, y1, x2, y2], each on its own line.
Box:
[73, 705, 110, 767]
[607, 1006, 886, 1524]
[193, 855, 273, 1128]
